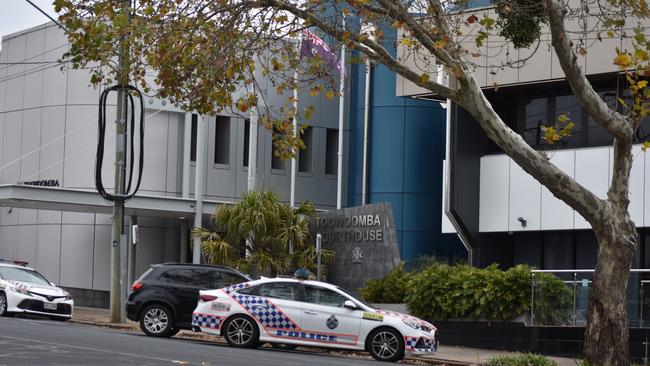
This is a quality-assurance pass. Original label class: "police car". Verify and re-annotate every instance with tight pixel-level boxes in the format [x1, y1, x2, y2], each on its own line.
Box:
[191, 277, 437, 362]
[0, 260, 74, 320]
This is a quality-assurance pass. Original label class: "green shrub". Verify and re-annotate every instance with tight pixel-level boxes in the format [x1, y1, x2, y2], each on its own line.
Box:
[404, 264, 571, 322]
[360, 263, 408, 303]
[485, 353, 558, 366]
[361, 261, 572, 323]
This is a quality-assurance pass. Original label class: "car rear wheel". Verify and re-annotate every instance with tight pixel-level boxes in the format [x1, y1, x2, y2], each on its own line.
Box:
[223, 315, 259, 348]
[367, 327, 405, 362]
[0, 292, 7, 316]
[140, 304, 175, 337]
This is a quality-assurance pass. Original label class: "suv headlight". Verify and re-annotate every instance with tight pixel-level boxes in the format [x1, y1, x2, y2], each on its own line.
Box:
[402, 319, 421, 330]
[10, 287, 31, 296]
[63, 291, 72, 300]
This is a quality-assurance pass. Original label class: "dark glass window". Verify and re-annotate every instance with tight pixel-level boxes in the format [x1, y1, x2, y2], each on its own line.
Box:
[325, 128, 338, 175]
[243, 119, 250, 167]
[190, 114, 198, 162]
[554, 95, 582, 148]
[523, 97, 547, 147]
[214, 116, 230, 165]
[271, 127, 286, 170]
[304, 285, 347, 307]
[299, 126, 313, 173]
[588, 91, 616, 146]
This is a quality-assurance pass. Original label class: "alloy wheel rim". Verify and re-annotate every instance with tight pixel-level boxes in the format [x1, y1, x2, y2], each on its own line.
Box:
[227, 318, 254, 345]
[371, 331, 399, 359]
[143, 308, 168, 334]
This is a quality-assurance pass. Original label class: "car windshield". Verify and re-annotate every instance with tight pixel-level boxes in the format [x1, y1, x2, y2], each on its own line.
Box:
[335, 286, 376, 309]
[0, 267, 51, 286]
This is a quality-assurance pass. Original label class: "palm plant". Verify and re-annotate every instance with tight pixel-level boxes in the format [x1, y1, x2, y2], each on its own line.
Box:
[193, 191, 333, 277]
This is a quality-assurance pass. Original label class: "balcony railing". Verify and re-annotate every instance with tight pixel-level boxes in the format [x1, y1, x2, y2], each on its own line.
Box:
[530, 269, 650, 327]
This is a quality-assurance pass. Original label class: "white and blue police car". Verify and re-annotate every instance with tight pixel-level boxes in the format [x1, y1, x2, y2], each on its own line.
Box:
[0, 260, 74, 320]
[191, 277, 437, 362]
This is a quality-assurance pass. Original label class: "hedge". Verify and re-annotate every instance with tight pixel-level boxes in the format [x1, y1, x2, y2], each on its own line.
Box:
[360, 263, 572, 323]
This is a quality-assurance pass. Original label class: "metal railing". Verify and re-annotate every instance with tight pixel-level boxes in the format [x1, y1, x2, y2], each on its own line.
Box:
[530, 269, 650, 327]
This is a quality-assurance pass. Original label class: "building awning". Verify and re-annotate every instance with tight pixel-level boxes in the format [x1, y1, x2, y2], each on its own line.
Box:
[0, 184, 228, 218]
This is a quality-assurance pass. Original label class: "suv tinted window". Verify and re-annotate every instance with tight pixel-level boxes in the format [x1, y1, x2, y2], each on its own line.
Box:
[158, 268, 247, 289]
[239, 282, 300, 301]
[304, 285, 347, 307]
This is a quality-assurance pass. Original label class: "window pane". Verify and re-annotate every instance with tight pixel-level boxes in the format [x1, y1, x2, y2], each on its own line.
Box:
[555, 95, 582, 148]
[299, 126, 313, 173]
[588, 91, 616, 146]
[214, 116, 230, 165]
[304, 285, 347, 307]
[325, 129, 338, 175]
[271, 127, 286, 170]
[243, 119, 250, 167]
[190, 114, 198, 162]
[523, 97, 547, 147]
[257, 282, 299, 301]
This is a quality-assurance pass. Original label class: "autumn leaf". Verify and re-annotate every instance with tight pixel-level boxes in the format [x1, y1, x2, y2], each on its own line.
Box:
[613, 53, 632, 68]
[467, 15, 479, 24]
[643, 141, 650, 152]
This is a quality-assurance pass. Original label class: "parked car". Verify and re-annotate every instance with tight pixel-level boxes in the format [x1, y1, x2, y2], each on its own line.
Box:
[191, 278, 438, 362]
[126, 263, 250, 337]
[0, 259, 74, 320]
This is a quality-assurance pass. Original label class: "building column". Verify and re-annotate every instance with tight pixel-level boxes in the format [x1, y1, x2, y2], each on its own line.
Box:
[180, 220, 188, 263]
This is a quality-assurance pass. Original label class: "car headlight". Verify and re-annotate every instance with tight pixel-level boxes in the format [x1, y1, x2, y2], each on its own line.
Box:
[402, 319, 421, 330]
[63, 291, 72, 300]
[10, 287, 31, 296]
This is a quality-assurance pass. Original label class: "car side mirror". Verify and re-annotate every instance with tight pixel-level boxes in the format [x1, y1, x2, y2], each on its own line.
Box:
[343, 300, 358, 310]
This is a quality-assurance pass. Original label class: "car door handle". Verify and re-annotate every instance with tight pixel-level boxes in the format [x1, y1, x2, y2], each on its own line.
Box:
[251, 304, 268, 309]
[304, 310, 318, 315]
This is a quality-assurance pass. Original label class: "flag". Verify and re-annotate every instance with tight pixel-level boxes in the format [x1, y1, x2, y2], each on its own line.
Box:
[299, 29, 343, 76]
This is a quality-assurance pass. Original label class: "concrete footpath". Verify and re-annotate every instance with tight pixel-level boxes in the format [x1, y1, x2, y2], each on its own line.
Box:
[71, 306, 578, 366]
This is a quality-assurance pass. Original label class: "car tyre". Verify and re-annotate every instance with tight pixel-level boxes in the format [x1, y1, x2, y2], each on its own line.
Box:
[169, 327, 181, 337]
[223, 315, 260, 348]
[139, 304, 175, 337]
[0, 292, 7, 317]
[367, 327, 405, 362]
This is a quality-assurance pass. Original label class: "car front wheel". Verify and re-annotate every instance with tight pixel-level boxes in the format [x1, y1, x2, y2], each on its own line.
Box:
[367, 327, 405, 362]
[223, 315, 259, 348]
[139, 304, 175, 337]
[0, 292, 7, 316]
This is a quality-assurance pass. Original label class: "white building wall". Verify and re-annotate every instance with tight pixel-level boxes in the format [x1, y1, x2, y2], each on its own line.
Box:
[479, 145, 648, 232]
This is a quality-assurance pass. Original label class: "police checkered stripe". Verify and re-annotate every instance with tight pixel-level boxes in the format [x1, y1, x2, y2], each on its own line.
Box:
[404, 336, 436, 352]
[225, 285, 297, 330]
[192, 313, 222, 329]
[404, 336, 418, 351]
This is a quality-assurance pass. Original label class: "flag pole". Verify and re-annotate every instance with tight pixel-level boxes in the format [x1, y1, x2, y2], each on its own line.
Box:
[336, 15, 346, 210]
[290, 31, 303, 210]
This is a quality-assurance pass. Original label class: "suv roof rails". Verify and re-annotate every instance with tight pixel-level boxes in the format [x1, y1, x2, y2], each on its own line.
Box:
[155, 262, 233, 270]
[0, 259, 29, 266]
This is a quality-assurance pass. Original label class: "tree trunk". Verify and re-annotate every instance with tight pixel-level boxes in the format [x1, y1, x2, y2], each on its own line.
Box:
[584, 221, 637, 365]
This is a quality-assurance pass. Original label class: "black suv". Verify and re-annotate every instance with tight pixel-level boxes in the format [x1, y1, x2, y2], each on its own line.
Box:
[126, 263, 249, 337]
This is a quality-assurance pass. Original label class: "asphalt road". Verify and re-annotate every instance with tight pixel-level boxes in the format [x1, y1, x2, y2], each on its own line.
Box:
[0, 316, 382, 366]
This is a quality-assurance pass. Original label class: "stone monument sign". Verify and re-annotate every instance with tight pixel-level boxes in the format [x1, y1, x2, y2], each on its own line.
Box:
[311, 202, 400, 296]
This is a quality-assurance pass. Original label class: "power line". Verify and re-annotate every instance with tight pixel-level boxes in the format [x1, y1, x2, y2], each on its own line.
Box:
[24, 0, 67, 32]
[0, 61, 63, 65]
[0, 43, 69, 72]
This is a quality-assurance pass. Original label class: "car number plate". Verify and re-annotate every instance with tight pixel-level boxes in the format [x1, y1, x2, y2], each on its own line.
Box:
[43, 303, 57, 310]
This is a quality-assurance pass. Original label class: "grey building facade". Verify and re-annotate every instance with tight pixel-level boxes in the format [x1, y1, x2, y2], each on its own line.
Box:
[0, 22, 348, 306]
